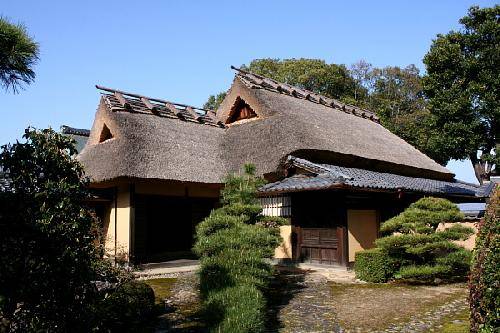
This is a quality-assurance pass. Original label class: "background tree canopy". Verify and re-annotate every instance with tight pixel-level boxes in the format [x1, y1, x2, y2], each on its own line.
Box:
[242, 58, 359, 103]
[0, 17, 39, 93]
[422, 5, 499, 183]
[204, 5, 498, 183]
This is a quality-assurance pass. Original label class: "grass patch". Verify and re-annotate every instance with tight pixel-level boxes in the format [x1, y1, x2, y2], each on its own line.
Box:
[143, 278, 177, 304]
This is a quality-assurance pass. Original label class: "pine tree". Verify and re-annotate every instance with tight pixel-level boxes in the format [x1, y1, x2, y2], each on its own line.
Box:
[0, 17, 39, 93]
[376, 197, 473, 283]
[194, 164, 286, 332]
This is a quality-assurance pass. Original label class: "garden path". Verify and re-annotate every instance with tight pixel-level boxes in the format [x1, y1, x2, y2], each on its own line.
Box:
[143, 266, 468, 332]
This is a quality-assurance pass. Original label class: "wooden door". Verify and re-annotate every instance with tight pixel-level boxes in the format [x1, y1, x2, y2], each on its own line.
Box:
[297, 227, 345, 265]
[347, 209, 378, 262]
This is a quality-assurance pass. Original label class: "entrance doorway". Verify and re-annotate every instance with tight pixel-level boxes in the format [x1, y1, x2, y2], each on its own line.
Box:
[296, 227, 346, 265]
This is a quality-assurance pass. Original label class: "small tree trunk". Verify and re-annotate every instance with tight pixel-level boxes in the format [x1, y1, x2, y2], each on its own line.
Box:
[470, 154, 489, 185]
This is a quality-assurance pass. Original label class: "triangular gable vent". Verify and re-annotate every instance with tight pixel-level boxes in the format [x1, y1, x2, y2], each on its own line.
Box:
[226, 97, 257, 124]
[99, 124, 114, 143]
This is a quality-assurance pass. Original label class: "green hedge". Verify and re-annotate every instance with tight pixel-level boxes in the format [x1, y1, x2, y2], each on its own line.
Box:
[469, 185, 499, 332]
[354, 248, 395, 283]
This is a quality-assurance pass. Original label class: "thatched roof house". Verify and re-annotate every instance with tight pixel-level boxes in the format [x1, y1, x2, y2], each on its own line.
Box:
[77, 67, 490, 265]
[80, 68, 456, 185]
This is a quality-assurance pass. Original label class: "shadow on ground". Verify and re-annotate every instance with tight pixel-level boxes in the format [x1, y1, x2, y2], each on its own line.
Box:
[263, 266, 307, 332]
[148, 267, 308, 332]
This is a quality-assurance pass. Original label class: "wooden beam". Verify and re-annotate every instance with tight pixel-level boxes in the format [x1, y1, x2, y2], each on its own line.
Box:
[185, 106, 202, 122]
[96, 85, 209, 113]
[165, 102, 183, 118]
[140, 97, 160, 115]
[205, 111, 225, 127]
[114, 92, 132, 110]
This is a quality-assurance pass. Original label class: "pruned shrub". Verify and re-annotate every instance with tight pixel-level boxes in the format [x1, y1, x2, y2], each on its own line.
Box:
[354, 248, 395, 283]
[194, 164, 285, 332]
[96, 280, 155, 331]
[397, 264, 449, 283]
[469, 185, 499, 333]
[436, 248, 472, 280]
[356, 197, 473, 284]
[205, 284, 265, 333]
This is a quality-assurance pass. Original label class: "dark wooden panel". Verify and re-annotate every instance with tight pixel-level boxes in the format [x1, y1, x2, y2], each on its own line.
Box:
[298, 227, 343, 265]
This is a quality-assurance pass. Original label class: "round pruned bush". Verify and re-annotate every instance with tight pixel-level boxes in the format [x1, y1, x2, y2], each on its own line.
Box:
[198, 246, 274, 297]
[397, 265, 450, 284]
[354, 248, 396, 283]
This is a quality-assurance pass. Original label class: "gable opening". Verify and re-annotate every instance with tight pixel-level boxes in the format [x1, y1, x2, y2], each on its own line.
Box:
[226, 97, 257, 124]
[99, 124, 114, 143]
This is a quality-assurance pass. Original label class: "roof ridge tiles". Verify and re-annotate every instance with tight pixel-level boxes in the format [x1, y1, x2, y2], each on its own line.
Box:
[230, 66, 380, 123]
[61, 125, 91, 137]
[96, 85, 225, 128]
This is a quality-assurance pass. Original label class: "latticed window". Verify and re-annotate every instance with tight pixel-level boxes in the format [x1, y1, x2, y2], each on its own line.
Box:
[260, 196, 291, 217]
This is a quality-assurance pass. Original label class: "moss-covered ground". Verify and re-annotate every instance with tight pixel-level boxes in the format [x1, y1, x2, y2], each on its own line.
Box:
[143, 278, 177, 305]
[329, 282, 468, 332]
[140, 271, 470, 332]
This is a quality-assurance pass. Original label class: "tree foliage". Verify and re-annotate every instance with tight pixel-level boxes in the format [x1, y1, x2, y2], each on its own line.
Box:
[0, 128, 126, 332]
[194, 164, 286, 332]
[469, 185, 499, 332]
[0, 17, 39, 93]
[358, 197, 473, 284]
[243, 58, 359, 103]
[423, 5, 499, 183]
[203, 91, 227, 111]
[367, 65, 450, 164]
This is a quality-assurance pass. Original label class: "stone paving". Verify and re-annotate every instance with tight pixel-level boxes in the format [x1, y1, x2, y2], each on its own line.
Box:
[152, 272, 205, 333]
[142, 265, 467, 333]
[266, 269, 343, 332]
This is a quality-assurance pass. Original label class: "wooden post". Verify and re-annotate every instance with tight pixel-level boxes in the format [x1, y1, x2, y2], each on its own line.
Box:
[337, 226, 346, 266]
[295, 226, 301, 262]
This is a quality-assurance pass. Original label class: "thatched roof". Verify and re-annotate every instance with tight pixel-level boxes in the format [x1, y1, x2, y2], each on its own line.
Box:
[77, 88, 226, 184]
[217, 68, 453, 181]
[79, 68, 455, 186]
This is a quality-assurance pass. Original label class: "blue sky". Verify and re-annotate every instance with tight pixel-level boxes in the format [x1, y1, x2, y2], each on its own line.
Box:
[1, 0, 496, 183]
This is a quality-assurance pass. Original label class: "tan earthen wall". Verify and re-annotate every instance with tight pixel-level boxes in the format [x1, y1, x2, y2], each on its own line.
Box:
[438, 221, 479, 250]
[104, 184, 132, 261]
[347, 209, 378, 262]
[274, 225, 293, 259]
